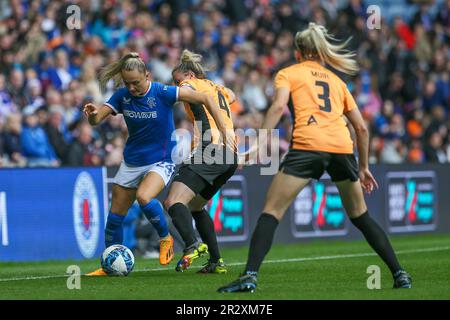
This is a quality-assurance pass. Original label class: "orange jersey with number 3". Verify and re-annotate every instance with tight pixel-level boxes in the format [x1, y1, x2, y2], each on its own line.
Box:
[180, 78, 235, 149]
[275, 61, 357, 154]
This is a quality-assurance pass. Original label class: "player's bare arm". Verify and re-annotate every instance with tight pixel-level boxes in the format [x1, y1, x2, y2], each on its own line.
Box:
[345, 108, 379, 193]
[261, 87, 290, 130]
[83, 103, 114, 126]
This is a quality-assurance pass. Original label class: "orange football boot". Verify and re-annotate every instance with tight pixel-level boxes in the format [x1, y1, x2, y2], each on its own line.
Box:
[159, 234, 174, 265]
[86, 268, 107, 276]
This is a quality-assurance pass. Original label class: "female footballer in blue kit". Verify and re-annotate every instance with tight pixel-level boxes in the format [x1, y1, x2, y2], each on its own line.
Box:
[83, 52, 225, 275]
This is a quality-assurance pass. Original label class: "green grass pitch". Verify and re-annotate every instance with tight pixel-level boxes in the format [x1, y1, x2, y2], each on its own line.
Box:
[0, 233, 449, 300]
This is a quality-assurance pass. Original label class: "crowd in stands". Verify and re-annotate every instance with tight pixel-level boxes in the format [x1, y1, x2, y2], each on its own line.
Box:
[0, 0, 449, 168]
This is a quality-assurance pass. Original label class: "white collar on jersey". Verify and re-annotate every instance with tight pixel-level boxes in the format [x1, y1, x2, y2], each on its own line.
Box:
[143, 80, 152, 96]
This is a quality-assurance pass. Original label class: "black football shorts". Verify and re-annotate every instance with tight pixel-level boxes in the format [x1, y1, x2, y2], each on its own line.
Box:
[279, 149, 359, 182]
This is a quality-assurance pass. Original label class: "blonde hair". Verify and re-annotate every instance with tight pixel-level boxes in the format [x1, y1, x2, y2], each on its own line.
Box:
[295, 23, 359, 75]
[98, 52, 147, 92]
[172, 49, 207, 78]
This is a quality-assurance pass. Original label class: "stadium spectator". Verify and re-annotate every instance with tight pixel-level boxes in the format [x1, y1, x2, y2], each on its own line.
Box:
[2, 113, 26, 167]
[424, 131, 448, 162]
[6, 69, 27, 111]
[20, 107, 58, 167]
[381, 138, 407, 164]
[0, 127, 3, 166]
[408, 139, 425, 163]
[80, 61, 104, 105]
[242, 70, 268, 111]
[0, 74, 18, 123]
[0, 0, 448, 168]
[66, 122, 101, 166]
[104, 135, 125, 166]
[91, 8, 130, 49]
[48, 49, 75, 91]
[24, 78, 46, 112]
[447, 131, 450, 162]
[44, 105, 70, 164]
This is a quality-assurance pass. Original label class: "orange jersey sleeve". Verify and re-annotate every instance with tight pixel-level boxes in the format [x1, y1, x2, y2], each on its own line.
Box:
[342, 83, 358, 113]
[278, 61, 355, 154]
[274, 69, 291, 90]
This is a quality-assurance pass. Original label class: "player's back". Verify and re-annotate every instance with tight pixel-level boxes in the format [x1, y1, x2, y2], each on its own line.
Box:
[180, 78, 235, 149]
[275, 61, 357, 154]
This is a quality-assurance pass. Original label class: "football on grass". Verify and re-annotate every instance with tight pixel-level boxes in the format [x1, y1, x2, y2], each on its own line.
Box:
[101, 245, 135, 276]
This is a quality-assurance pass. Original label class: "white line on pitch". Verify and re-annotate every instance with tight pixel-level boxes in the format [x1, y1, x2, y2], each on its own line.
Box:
[1, 245, 448, 283]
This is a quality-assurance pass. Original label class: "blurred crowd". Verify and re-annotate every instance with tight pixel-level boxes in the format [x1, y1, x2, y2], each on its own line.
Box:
[0, 0, 449, 168]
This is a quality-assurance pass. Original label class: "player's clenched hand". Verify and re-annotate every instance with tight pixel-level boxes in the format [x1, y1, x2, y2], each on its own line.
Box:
[359, 168, 379, 194]
[83, 103, 98, 117]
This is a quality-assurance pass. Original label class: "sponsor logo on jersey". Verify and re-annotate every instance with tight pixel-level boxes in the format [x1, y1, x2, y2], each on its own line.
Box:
[123, 110, 157, 119]
[123, 97, 131, 104]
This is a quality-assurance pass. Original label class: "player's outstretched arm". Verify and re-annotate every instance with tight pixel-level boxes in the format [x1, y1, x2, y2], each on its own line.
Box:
[83, 103, 114, 126]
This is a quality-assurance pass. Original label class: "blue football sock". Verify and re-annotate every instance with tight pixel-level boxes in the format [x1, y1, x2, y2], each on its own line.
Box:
[122, 203, 141, 251]
[140, 199, 169, 238]
[105, 212, 125, 248]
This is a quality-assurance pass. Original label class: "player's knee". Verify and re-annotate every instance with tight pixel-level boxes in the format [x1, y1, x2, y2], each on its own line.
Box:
[262, 206, 285, 220]
[346, 206, 367, 219]
[163, 198, 175, 212]
[136, 190, 151, 207]
[341, 198, 367, 219]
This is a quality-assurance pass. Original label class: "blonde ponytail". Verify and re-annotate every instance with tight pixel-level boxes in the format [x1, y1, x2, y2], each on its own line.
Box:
[98, 52, 147, 92]
[172, 49, 208, 78]
[295, 23, 359, 75]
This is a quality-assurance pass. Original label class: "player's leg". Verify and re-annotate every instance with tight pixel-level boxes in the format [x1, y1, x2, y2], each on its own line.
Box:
[336, 179, 411, 288]
[136, 167, 174, 265]
[164, 180, 209, 271]
[190, 163, 237, 274]
[329, 154, 411, 288]
[189, 195, 226, 274]
[86, 183, 135, 276]
[218, 150, 325, 292]
[104, 162, 145, 249]
[189, 196, 217, 259]
[218, 171, 310, 292]
[164, 163, 218, 271]
[164, 181, 197, 247]
[106, 184, 136, 248]
[245, 170, 310, 274]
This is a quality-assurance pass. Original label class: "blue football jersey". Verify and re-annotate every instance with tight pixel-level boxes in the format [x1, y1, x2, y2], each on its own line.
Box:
[105, 82, 178, 166]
